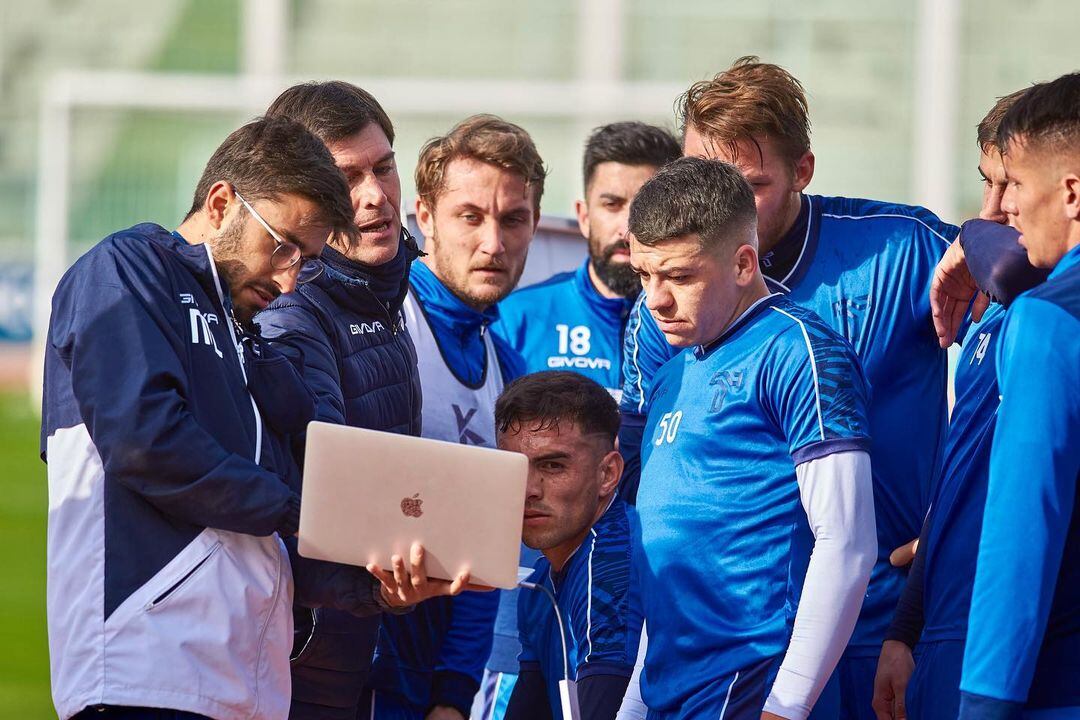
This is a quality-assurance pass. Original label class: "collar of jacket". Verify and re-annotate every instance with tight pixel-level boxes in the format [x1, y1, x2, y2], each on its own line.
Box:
[313, 228, 422, 317]
[168, 226, 235, 312]
[408, 259, 501, 339]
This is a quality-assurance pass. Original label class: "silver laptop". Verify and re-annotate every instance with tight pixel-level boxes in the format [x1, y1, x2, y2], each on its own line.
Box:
[298, 421, 528, 589]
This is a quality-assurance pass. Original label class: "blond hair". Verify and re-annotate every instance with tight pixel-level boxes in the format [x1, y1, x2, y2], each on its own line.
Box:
[679, 56, 811, 166]
[415, 114, 547, 211]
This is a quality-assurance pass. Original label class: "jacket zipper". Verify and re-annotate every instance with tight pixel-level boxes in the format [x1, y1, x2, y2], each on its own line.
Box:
[203, 242, 262, 464]
[362, 285, 419, 431]
[145, 541, 223, 610]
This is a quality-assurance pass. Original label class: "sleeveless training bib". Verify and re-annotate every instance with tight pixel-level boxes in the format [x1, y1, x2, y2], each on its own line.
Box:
[403, 291, 504, 448]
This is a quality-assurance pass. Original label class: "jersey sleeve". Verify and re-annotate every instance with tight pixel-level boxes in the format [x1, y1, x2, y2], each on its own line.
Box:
[618, 294, 677, 501]
[906, 211, 958, 334]
[763, 309, 872, 465]
[619, 293, 677, 417]
[568, 533, 641, 680]
[516, 575, 542, 667]
[959, 297, 1080, 716]
[616, 411, 646, 504]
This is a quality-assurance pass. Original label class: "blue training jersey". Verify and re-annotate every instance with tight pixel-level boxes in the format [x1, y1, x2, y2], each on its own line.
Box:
[636, 293, 871, 714]
[959, 244, 1080, 719]
[919, 302, 1006, 642]
[517, 497, 643, 720]
[622, 194, 956, 652]
[496, 259, 635, 398]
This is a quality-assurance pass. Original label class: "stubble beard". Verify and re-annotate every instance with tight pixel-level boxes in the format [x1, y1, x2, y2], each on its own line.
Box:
[208, 216, 256, 323]
[431, 226, 524, 310]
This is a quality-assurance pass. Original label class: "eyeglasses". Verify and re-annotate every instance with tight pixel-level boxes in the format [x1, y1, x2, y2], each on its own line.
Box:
[234, 191, 323, 283]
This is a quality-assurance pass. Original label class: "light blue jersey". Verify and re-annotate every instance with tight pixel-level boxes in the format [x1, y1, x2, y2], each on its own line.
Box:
[517, 497, 643, 719]
[959, 244, 1080, 720]
[622, 194, 956, 653]
[636, 293, 871, 716]
[497, 259, 635, 398]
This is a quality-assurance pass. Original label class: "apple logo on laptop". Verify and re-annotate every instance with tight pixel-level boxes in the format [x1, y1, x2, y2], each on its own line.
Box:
[401, 493, 423, 518]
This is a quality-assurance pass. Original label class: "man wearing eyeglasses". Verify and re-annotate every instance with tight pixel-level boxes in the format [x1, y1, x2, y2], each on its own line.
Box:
[257, 81, 467, 720]
[40, 115, 424, 720]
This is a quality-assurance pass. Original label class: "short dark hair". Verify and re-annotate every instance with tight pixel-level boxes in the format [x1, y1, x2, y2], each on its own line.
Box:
[266, 80, 395, 145]
[679, 56, 811, 166]
[582, 121, 681, 190]
[977, 88, 1027, 152]
[629, 156, 756, 252]
[997, 73, 1080, 158]
[185, 116, 358, 245]
[496, 371, 620, 445]
[416, 114, 548, 212]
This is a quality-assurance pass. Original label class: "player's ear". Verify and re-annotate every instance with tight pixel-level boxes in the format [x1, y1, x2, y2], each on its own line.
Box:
[598, 448, 623, 497]
[204, 181, 235, 231]
[1062, 172, 1080, 221]
[792, 151, 815, 193]
[416, 197, 436, 242]
[575, 198, 590, 239]
[734, 243, 758, 286]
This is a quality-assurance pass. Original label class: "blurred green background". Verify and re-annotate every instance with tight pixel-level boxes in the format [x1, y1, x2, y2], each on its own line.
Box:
[2, 0, 1079, 715]
[0, 392, 49, 716]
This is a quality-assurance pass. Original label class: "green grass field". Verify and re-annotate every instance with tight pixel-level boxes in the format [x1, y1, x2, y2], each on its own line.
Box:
[0, 391, 53, 717]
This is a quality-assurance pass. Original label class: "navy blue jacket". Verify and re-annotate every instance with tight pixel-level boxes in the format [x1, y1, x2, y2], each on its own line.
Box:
[41, 223, 388, 719]
[258, 234, 423, 720]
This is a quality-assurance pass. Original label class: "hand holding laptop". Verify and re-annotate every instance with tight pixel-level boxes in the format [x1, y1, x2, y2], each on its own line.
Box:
[368, 541, 495, 608]
[300, 423, 528, 589]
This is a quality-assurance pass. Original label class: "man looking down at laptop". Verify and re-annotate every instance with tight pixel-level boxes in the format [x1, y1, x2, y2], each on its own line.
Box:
[361, 115, 543, 720]
[40, 116, 375, 720]
[495, 371, 643, 720]
[630, 157, 877, 719]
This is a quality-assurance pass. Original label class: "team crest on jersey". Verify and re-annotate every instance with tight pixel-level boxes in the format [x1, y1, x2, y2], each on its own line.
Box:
[708, 369, 746, 412]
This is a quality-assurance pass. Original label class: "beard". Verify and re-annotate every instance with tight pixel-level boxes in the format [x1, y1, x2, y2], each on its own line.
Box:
[589, 237, 640, 298]
[208, 216, 259, 325]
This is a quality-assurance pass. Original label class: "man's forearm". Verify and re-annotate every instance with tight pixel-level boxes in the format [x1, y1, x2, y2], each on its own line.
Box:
[764, 451, 877, 720]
